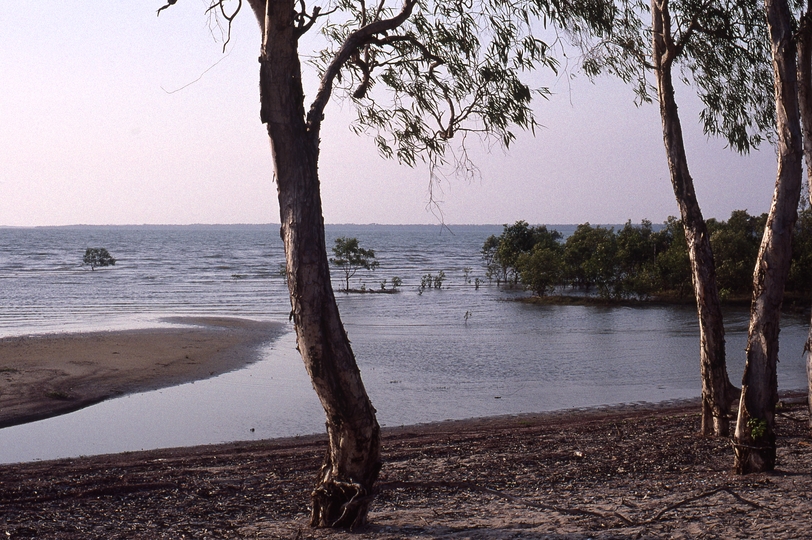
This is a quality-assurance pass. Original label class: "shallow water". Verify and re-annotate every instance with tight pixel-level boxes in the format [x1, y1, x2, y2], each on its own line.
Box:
[0, 225, 808, 463]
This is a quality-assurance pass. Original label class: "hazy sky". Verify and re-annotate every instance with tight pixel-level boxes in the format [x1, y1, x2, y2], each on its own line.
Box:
[1, 2, 780, 227]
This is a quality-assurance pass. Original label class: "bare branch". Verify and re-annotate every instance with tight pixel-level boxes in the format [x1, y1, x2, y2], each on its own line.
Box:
[206, 0, 242, 52]
[294, 5, 325, 39]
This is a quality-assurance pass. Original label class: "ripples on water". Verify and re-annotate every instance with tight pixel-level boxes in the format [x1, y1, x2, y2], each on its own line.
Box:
[0, 224, 808, 462]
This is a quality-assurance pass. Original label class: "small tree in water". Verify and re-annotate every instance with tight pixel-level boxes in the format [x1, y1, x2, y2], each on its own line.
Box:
[330, 237, 379, 291]
[83, 248, 116, 271]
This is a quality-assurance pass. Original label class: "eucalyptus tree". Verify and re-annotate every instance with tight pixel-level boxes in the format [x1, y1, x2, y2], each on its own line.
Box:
[576, 0, 773, 435]
[733, 0, 804, 474]
[159, 0, 612, 528]
[799, 0, 812, 432]
[795, 0, 812, 434]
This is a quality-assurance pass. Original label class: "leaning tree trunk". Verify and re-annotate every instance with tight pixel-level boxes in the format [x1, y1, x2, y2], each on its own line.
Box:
[797, 0, 812, 432]
[256, 0, 381, 527]
[734, 0, 803, 474]
[652, 0, 736, 436]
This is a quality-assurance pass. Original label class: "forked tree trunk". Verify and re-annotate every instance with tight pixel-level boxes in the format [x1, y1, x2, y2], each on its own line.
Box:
[797, 1, 812, 432]
[652, 0, 736, 436]
[734, 0, 803, 473]
[255, 0, 381, 527]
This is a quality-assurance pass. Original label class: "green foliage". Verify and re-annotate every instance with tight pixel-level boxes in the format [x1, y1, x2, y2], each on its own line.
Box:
[483, 221, 562, 286]
[330, 237, 380, 291]
[562, 223, 618, 296]
[419, 271, 446, 293]
[788, 208, 812, 294]
[614, 220, 660, 299]
[316, 0, 614, 169]
[747, 417, 768, 440]
[475, 208, 812, 301]
[652, 217, 692, 297]
[708, 210, 767, 294]
[83, 248, 116, 271]
[518, 244, 563, 296]
[579, 0, 774, 153]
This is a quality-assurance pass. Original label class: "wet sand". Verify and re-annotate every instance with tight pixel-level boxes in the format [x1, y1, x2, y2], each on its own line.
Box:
[0, 317, 285, 428]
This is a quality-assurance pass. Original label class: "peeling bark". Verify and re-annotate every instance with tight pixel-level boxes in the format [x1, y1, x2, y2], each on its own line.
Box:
[256, 0, 380, 526]
[651, 0, 735, 436]
[734, 0, 803, 473]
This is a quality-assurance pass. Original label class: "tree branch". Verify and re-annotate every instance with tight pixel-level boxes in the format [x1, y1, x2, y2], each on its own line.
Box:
[205, 0, 242, 52]
[294, 0, 334, 39]
[306, 0, 418, 135]
[156, 0, 178, 16]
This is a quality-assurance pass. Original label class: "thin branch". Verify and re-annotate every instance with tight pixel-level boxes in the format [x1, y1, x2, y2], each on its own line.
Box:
[205, 0, 242, 52]
[295, 4, 331, 39]
[160, 50, 233, 94]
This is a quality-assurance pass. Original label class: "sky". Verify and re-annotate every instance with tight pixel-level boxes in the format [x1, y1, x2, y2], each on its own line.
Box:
[0, 2, 781, 227]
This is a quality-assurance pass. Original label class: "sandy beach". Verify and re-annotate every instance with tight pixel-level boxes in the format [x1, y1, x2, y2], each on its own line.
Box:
[0, 317, 285, 428]
[0, 397, 810, 539]
[0, 322, 811, 538]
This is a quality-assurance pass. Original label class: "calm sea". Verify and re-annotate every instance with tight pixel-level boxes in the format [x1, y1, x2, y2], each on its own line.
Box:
[0, 224, 808, 462]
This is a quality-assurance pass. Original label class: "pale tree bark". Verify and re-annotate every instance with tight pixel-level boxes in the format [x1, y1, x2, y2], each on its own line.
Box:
[734, 0, 803, 473]
[252, 0, 381, 527]
[651, 0, 736, 436]
[797, 1, 812, 432]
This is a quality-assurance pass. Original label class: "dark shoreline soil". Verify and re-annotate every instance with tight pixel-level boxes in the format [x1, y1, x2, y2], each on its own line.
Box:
[1, 395, 810, 539]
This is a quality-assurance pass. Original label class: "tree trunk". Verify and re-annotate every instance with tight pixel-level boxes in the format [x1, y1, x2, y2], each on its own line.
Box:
[734, 0, 803, 473]
[797, 1, 812, 432]
[651, 0, 736, 436]
[256, 0, 381, 527]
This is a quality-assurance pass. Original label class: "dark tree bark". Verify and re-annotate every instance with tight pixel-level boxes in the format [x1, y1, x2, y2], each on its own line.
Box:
[797, 1, 812, 432]
[651, 0, 736, 436]
[734, 0, 803, 473]
[252, 0, 381, 527]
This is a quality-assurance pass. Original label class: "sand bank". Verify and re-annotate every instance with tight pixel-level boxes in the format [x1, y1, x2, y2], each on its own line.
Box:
[0, 317, 286, 428]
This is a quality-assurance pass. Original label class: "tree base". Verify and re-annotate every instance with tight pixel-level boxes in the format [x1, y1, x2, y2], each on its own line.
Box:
[733, 443, 776, 474]
[310, 478, 374, 529]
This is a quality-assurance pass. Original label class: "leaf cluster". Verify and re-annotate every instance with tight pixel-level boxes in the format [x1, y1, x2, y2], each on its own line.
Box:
[482, 220, 563, 286]
[83, 248, 117, 271]
[330, 236, 380, 290]
[314, 0, 615, 167]
[579, 0, 775, 153]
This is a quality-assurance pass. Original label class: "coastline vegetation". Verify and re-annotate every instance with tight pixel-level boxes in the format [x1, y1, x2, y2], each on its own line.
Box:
[483, 209, 812, 306]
